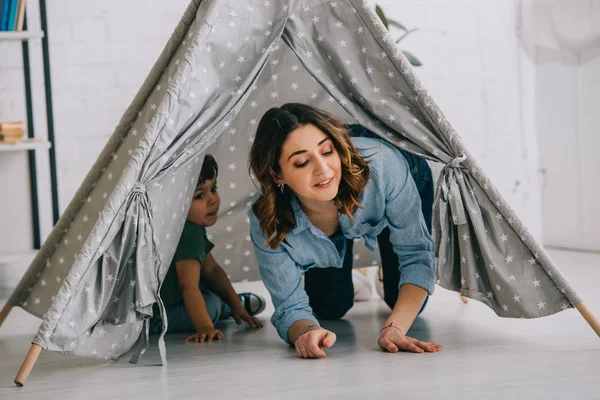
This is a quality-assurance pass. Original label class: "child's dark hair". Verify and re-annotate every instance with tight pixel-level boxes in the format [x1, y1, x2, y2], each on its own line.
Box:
[198, 154, 218, 187]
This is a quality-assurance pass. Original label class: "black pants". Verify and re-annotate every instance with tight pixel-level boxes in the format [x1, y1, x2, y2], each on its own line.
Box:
[304, 151, 434, 320]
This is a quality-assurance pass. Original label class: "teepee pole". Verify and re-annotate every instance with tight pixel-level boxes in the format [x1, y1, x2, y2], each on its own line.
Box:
[576, 302, 600, 337]
[0, 304, 12, 328]
[459, 294, 469, 303]
[14, 343, 42, 387]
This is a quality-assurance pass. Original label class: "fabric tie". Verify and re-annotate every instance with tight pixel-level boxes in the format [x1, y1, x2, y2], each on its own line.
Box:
[434, 154, 468, 226]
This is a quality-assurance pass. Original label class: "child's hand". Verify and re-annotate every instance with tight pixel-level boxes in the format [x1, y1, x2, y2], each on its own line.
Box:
[185, 327, 224, 343]
[232, 306, 264, 329]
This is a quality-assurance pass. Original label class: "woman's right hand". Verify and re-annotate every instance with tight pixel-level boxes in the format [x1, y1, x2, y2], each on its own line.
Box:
[294, 327, 337, 359]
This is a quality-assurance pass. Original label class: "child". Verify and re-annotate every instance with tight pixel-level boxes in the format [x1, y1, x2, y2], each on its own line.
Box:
[150, 154, 265, 343]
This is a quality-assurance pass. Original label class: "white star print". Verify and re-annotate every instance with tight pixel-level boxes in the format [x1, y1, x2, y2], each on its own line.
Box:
[508, 274, 516, 281]
[513, 294, 520, 302]
[532, 279, 541, 287]
[500, 234, 508, 242]
[537, 301, 546, 309]
[505, 255, 514, 263]
[528, 257, 537, 265]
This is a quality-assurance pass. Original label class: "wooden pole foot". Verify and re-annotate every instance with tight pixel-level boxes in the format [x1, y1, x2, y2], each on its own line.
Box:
[460, 293, 469, 303]
[0, 304, 12, 329]
[575, 302, 600, 338]
[14, 343, 42, 387]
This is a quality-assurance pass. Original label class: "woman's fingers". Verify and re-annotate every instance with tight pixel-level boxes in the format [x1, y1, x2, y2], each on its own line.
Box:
[404, 342, 425, 353]
[295, 344, 302, 358]
[308, 337, 327, 358]
[298, 343, 309, 359]
[379, 336, 399, 353]
[408, 337, 442, 352]
[322, 331, 336, 348]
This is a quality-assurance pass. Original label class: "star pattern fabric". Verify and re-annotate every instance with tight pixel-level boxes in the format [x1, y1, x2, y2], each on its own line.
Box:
[6, 0, 580, 364]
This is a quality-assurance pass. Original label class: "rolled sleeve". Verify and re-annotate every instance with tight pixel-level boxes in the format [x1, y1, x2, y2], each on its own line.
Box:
[249, 212, 319, 344]
[376, 143, 437, 295]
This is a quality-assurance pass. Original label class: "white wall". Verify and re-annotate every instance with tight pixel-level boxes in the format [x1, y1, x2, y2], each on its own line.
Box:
[536, 54, 600, 251]
[0, 0, 543, 287]
[377, 0, 542, 237]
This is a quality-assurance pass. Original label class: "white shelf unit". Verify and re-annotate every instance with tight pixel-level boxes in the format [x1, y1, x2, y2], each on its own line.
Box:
[0, 31, 44, 41]
[1, 0, 59, 258]
[0, 140, 51, 152]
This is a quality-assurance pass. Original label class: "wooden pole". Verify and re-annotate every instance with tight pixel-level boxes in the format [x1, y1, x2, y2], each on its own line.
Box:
[459, 293, 469, 303]
[576, 302, 600, 338]
[14, 343, 42, 387]
[0, 304, 12, 329]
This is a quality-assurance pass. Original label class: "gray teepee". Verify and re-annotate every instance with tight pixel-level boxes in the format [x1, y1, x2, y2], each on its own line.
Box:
[2, 0, 598, 386]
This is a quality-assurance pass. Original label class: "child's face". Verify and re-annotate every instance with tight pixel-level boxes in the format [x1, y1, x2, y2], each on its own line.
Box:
[187, 178, 220, 227]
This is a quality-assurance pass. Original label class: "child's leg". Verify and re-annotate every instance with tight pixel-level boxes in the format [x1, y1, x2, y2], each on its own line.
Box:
[149, 292, 231, 334]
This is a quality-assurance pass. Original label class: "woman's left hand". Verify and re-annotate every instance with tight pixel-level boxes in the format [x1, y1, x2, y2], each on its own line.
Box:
[378, 324, 442, 354]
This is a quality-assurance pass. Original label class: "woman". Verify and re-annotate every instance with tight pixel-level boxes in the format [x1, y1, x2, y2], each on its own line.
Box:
[248, 103, 442, 359]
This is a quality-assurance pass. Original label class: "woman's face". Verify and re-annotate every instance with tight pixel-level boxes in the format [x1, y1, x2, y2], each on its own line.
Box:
[273, 124, 342, 207]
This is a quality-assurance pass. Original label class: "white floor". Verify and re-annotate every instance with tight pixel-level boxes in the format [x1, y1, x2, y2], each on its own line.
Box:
[0, 249, 599, 400]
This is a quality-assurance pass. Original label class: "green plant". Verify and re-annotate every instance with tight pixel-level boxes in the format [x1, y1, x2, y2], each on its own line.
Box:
[375, 5, 422, 66]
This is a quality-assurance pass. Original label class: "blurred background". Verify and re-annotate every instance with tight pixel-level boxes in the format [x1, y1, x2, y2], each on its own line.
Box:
[0, 0, 598, 290]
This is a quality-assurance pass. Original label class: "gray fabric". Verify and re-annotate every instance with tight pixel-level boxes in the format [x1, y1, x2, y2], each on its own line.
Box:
[7, 0, 580, 364]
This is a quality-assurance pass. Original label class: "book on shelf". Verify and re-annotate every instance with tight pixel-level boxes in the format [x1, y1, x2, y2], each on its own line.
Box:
[0, 121, 25, 142]
[0, 0, 26, 32]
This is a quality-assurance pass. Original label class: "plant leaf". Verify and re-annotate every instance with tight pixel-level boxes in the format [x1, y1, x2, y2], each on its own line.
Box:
[388, 19, 407, 31]
[395, 28, 419, 44]
[402, 50, 422, 67]
[375, 5, 389, 30]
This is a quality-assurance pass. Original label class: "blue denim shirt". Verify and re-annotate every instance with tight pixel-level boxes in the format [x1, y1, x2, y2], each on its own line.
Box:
[249, 137, 436, 344]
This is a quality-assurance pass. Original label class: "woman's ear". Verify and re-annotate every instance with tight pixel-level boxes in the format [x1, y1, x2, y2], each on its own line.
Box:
[269, 168, 284, 185]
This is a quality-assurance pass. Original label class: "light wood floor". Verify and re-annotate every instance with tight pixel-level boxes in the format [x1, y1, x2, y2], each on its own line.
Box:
[1, 249, 599, 400]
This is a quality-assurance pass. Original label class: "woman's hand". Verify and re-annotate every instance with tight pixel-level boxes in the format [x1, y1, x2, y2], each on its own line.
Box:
[378, 323, 442, 353]
[294, 326, 337, 359]
[185, 326, 224, 343]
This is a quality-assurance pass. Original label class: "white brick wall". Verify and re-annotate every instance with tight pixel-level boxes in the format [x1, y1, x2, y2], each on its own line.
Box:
[0, 0, 543, 287]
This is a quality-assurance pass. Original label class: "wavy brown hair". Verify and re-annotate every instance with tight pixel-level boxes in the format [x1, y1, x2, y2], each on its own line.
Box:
[249, 103, 371, 249]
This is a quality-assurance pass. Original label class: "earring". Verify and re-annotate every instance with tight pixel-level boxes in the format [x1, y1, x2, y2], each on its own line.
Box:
[277, 183, 285, 193]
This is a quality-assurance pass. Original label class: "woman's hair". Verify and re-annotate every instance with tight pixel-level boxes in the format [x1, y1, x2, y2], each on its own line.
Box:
[249, 103, 370, 249]
[198, 154, 218, 187]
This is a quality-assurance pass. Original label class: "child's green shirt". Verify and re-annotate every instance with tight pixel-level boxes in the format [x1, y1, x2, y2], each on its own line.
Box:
[160, 221, 215, 307]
